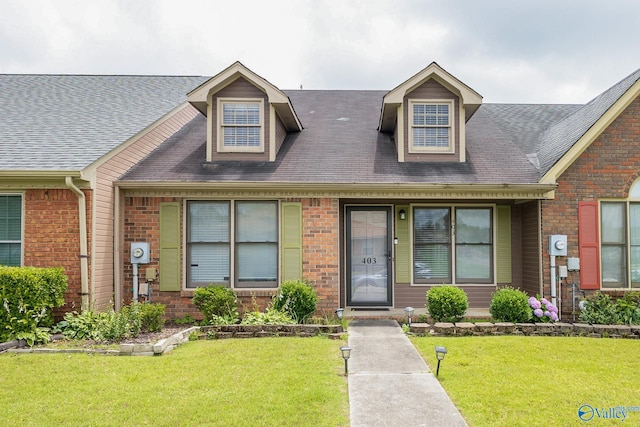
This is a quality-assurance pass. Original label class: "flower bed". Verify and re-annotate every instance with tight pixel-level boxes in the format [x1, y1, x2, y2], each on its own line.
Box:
[1, 324, 345, 356]
[410, 321, 640, 338]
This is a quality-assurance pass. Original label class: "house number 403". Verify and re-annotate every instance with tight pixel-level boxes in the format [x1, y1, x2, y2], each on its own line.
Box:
[362, 257, 377, 264]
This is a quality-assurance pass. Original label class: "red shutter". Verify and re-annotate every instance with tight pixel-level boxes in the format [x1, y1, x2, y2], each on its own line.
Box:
[578, 201, 600, 289]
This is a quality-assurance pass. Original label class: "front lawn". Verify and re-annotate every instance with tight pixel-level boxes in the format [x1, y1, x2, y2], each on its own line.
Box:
[412, 335, 640, 426]
[0, 337, 349, 427]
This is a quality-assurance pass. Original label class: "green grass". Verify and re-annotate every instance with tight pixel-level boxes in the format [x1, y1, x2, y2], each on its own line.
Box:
[0, 337, 349, 427]
[412, 335, 640, 426]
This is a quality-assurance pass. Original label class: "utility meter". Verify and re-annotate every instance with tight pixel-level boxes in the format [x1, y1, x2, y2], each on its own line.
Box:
[549, 235, 568, 256]
[130, 242, 150, 264]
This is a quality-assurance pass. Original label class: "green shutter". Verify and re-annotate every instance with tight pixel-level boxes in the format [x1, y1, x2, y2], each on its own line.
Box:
[496, 205, 512, 283]
[159, 202, 181, 291]
[281, 202, 302, 281]
[395, 206, 411, 283]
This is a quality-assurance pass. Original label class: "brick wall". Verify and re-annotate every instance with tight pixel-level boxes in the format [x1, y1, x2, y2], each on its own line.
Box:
[541, 96, 640, 315]
[300, 198, 340, 312]
[122, 196, 197, 319]
[122, 196, 341, 319]
[23, 188, 92, 313]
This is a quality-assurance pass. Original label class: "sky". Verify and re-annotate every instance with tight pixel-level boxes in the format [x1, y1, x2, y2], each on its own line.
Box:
[1, 0, 640, 103]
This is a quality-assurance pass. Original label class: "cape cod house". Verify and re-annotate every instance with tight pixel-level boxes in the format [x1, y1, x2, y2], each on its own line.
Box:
[2, 61, 640, 319]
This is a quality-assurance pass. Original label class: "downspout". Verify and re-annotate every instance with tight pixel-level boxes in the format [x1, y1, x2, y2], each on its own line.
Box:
[113, 185, 121, 310]
[65, 177, 90, 311]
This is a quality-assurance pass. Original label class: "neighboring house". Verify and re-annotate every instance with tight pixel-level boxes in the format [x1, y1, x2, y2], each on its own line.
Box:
[2, 61, 640, 319]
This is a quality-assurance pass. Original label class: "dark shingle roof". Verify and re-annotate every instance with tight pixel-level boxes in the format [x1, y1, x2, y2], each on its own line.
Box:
[6, 67, 639, 184]
[0, 74, 208, 170]
[538, 68, 640, 174]
[122, 90, 571, 185]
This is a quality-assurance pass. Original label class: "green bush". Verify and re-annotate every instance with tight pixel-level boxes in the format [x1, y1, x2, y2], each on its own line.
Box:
[579, 292, 618, 325]
[98, 305, 140, 341]
[271, 279, 318, 323]
[0, 266, 68, 345]
[56, 310, 102, 340]
[139, 302, 165, 332]
[241, 308, 296, 325]
[615, 292, 640, 325]
[489, 286, 532, 323]
[56, 302, 155, 342]
[426, 285, 468, 322]
[192, 286, 238, 324]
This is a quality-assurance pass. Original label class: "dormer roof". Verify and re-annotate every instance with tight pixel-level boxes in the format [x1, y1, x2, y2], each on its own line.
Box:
[379, 62, 483, 132]
[187, 61, 302, 131]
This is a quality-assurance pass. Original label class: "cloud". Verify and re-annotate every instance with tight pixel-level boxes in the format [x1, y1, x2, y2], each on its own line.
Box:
[1, 0, 639, 103]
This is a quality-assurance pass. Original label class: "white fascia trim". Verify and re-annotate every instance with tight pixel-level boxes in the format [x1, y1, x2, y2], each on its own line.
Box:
[541, 78, 640, 184]
[83, 101, 195, 185]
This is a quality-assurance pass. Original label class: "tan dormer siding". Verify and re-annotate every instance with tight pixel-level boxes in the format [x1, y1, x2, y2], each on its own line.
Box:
[210, 77, 271, 161]
[274, 111, 287, 154]
[403, 79, 461, 162]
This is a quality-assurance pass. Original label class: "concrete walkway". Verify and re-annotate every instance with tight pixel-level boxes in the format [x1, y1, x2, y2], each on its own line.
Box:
[347, 320, 467, 427]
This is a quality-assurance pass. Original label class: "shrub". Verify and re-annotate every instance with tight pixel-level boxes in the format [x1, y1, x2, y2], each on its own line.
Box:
[579, 292, 618, 325]
[98, 305, 140, 341]
[139, 302, 165, 332]
[192, 286, 239, 324]
[241, 308, 296, 325]
[615, 292, 640, 325]
[490, 287, 532, 323]
[0, 266, 68, 345]
[56, 302, 151, 342]
[56, 310, 102, 340]
[426, 285, 468, 322]
[271, 279, 318, 323]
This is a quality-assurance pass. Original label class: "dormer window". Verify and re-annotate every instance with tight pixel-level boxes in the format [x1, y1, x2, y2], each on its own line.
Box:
[378, 62, 482, 163]
[218, 98, 264, 152]
[409, 100, 454, 153]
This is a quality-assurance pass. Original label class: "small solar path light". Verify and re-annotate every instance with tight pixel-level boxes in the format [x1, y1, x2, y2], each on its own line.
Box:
[404, 306, 415, 326]
[335, 308, 344, 320]
[435, 346, 447, 377]
[340, 346, 352, 376]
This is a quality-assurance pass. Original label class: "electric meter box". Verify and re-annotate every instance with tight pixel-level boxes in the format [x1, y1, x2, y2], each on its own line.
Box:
[549, 235, 568, 256]
[567, 257, 580, 272]
[130, 242, 150, 264]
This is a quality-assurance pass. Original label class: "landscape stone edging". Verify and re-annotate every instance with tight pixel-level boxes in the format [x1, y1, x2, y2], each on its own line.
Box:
[1, 324, 345, 356]
[409, 322, 640, 338]
[199, 324, 343, 339]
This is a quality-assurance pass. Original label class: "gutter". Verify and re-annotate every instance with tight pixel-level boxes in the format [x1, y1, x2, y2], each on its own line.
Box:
[65, 176, 90, 311]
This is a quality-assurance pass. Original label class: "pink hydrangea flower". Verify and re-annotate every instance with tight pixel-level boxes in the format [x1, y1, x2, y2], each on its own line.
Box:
[533, 308, 544, 318]
[541, 298, 549, 305]
[529, 297, 541, 309]
[550, 312, 559, 322]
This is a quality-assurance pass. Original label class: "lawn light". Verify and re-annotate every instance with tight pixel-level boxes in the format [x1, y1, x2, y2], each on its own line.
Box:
[404, 306, 415, 326]
[335, 308, 344, 320]
[340, 346, 352, 375]
[435, 346, 447, 376]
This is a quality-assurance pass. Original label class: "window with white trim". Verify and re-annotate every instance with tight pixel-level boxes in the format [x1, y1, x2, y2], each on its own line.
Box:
[187, 200, 278, 288]
[218, 99, 264, 152]
[0, 194, 21, 266]
[409, 100, 454, 152]
[600, 199, 640, 289]
[413, 206, 493, 284]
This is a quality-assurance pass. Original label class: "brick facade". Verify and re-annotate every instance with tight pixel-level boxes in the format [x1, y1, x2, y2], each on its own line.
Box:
[541, 96, 640, 315]
[121, 196, 340, 320]
[23, 188, 92, 313]
[300, 198, 340, 312]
